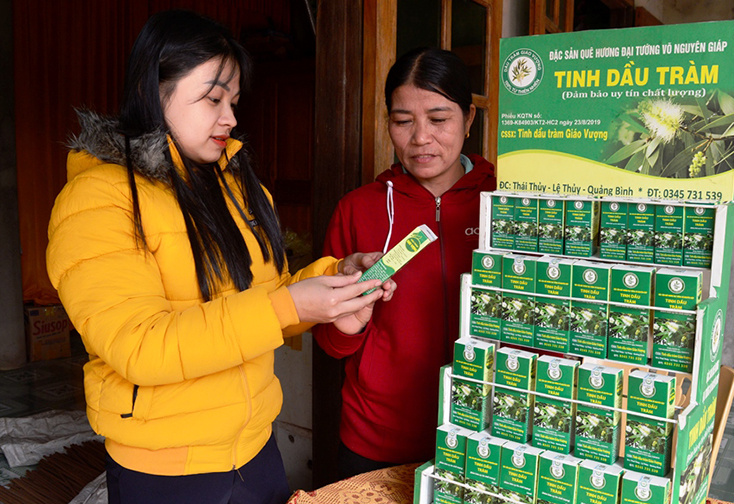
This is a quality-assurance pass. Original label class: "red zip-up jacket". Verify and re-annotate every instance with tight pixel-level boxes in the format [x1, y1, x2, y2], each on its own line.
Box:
[312, 154, 496, 463]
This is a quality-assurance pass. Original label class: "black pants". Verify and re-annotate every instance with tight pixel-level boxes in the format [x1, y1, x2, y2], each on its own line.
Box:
[337, 441, 396, 480]
[106, 434, 291, 504]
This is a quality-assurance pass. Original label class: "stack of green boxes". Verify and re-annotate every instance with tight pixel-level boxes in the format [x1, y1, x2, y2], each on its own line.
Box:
[607, 264, 655, 365]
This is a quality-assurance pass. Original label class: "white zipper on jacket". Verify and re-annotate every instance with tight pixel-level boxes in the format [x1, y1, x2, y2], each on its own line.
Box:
[383, 181, 395, 253]
[435, 196, 442, 222]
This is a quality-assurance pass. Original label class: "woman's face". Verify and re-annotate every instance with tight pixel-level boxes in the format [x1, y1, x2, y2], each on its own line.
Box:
[388, 84, 475, 196]
[162, 57, 240, 164]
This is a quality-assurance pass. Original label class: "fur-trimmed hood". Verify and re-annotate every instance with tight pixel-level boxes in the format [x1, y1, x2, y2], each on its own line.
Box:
[67, 109, 242, 182]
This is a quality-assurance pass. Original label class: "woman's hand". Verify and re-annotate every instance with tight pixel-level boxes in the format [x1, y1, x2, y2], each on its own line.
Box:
[339, 252, 383, 275]
[287, 272, 387, 325]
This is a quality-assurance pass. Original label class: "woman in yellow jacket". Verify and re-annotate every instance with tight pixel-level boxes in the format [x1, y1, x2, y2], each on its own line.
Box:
[46, 10, 392, 504]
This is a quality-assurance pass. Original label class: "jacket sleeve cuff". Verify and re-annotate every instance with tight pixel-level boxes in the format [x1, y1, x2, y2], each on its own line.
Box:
[268, 286, 300, 329]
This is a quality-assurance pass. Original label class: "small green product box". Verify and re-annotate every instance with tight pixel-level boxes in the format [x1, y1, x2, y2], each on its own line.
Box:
[683, 205, 715, 268]
[607, 265, 655, 365]
[465, 431, 506, 504]
[534, 256, 574, 353]
[652, 268, 702, 372]
[564, 199, 600, 257]
[620, 471, 670, 504]
[538, 197, 566, 255]
[492, 348, 537, 443]
[435, 424, 470, 504]
[536, 452, 582, 504]
[600, 201, 628, 260]
[501, 255, 536, 347]
[577, 461, 624, 504]
[515, 196, 539, 252]
[470, 250, 507, 339]
[451, 338, 494, 431]
[624, 371, 675, 477]
[575, 364, 623, 464]
[626, 202, 655, 263]
[570, 261, 611, 358]
[654, 203, 684, 265]
[492, 194, 516, 250]
[499, 443, 543, 504]
[532, 356, 579, 454]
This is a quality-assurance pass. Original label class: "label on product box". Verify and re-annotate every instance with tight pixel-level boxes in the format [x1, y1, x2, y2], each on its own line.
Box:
[564, 199, 600, 257]
[532, 356, 579, 454]
[470, 288, 503, 339]
[577, 460, 624, 504]
[453, 338, 494, 386]
[627, 202, 656, 263]
[652, 268, 702, 372]
[359, 224, 437, 294]
[537, 452, 582, 504]
[575, 365, 622, 464]
[465, 432, 505, 504]
[435, 425, 470, 504]
[501, 255, 536, 347]
[492, 195, 516, 250]
[620, 471, 670, 504]
[451, 376, 490, 432]
[534, 256, 574, 353]
[570, 261, 611, 358]
[538, 198, 565, 254]
[683, 205, 714, 268]
[600, 201, 628, 261]
[607, 265, 654, 365]
[515, 196, 539, 252]
[499, 442, 543, 504]
[654, 203, 684, 266]
[492, 348, 537, 443]
[472, 250, 506, 287]
[24, 304, 72, 362]
[624, 371, 675, 476]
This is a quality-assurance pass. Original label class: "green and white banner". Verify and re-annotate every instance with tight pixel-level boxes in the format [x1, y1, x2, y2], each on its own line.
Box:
[498, 21, 734, 202]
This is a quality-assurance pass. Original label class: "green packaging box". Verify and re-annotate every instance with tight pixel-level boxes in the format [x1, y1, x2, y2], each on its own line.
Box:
[607, 265, 655, 365]
[624, 371, 675, 477]
[534, 257, 574, 353]
[564, 199, 600, 257]
[435, 424, 470, 504]
[532, 356, 579, 454]
[465, 432, 506, 504]
[575, 364, 623, 464]
[600, 201, 628, 261]
[577, 461, 624, 504]
[492, 348, 538, 443]
[652, 268, 702, 372]
[620, 471, 670, 504]
[501, 255, 537, 347]
[499, 443, 544, 504]
[683, 205, 714, 268]
[570, 261, 611, 358]
[537, 452, 582, 504]
[470, 250, 507, 339]
[538, 198, 565, 255]
[654, 203, 684, 266]
[451, 338, 494, 431]
[492, 195, 516, 250]
[515, 196, 539, 252]
[626, 202, 655, 263]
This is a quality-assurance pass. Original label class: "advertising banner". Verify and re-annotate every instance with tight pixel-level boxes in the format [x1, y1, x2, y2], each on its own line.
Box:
[498, 21, 734, 202]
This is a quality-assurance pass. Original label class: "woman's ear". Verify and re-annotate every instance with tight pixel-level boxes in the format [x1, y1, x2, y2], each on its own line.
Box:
[464, 104, 477, 136]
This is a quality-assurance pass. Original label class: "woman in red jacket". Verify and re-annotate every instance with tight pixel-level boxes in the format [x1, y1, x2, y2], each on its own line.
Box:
[313, 47, 497, 478]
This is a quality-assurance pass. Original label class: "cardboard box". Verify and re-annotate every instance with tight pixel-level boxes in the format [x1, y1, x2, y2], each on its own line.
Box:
[24, 304, 71, 362]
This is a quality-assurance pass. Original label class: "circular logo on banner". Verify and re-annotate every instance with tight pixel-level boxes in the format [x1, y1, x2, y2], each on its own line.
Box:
[711, 309, 723, 362]
[590, 367, 605, 389]
[482, 255, 495, 270]
[583, 269, 598, 285]
[623, 273, 639, 289]
[610, 202, 619, 212]
[640, 375, 656, 398]
[668, 277, 685, 294]
[502, 48, 544, 96]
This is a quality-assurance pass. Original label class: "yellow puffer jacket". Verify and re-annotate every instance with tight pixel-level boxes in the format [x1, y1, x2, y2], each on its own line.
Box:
[46, 111, 338, 476]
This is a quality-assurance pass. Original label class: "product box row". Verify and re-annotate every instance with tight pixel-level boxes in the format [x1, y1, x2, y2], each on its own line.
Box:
[469, 251, 703, 372]
[451, 343, 678, 477]
[489, 193, 714, 268]
[433, 426, 670, 504]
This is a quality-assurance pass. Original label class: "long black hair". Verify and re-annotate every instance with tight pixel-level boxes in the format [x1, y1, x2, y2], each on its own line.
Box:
[119, 9, 285, 301]
[384, 47, 473, 116]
